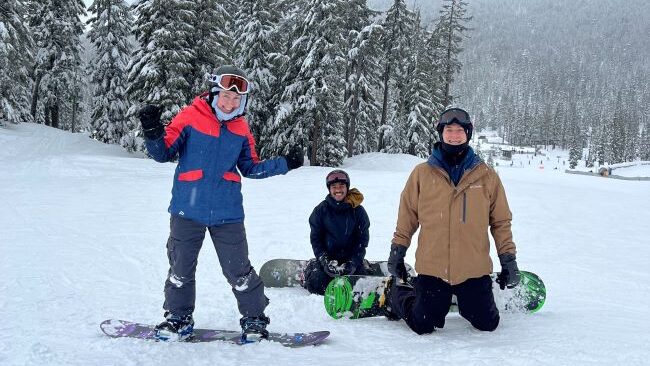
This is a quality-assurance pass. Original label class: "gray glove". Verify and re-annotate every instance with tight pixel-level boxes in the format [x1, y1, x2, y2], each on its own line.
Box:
[496, 253, 521, 290]
[387, 244, 408, 281]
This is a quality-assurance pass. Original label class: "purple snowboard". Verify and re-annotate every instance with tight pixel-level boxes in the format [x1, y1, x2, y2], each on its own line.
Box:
[100, 319, 329, 348]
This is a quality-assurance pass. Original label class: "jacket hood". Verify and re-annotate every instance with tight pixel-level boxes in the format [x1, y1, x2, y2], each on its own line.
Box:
[325, 187, 364, 209]
[345, 188, 364, 208]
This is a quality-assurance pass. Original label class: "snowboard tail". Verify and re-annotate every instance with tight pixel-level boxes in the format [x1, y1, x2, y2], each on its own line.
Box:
[324, 270, 546, 319]
[100, 319, 329, 347]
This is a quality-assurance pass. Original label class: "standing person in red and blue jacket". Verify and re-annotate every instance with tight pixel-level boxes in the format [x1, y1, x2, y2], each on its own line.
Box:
[137, 65, 303, 342]
[303, 170, 370, 295]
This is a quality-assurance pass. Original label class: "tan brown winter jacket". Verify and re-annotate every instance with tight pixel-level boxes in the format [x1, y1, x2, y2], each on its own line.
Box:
[392, 161, 516, 285]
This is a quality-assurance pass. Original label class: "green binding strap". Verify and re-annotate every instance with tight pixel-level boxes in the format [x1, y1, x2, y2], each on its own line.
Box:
[324, 276, 354, 319]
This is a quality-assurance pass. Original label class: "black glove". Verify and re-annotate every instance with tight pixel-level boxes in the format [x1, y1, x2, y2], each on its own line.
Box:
[496, 253, 521, 290]
[387, 244, 408, 281]
[319, 254, 340, 277]
[339, 261, 357, 275]
[284, 145, 303, 171]
[138, 104, 164, 139]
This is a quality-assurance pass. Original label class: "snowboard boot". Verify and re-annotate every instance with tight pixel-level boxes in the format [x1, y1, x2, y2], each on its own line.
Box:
[240, 314, 270, 343]
[384, 275, 414, 321]
[154, 312, 194, 341]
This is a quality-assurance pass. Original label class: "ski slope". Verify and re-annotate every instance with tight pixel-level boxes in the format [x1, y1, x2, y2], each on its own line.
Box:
[2, 123, 649, 365]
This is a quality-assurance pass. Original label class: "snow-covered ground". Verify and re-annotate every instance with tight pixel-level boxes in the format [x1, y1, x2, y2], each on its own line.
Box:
[2, 123, 650, 365]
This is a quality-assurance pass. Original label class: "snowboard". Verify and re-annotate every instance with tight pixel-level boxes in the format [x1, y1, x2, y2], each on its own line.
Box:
[100, 319, 329, 347]
[259, 258, 415, 288]
[324, 271, 546, 319]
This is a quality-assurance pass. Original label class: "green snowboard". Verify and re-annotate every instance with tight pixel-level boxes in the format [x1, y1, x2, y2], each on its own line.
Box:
[259, 258, 415, 288]
[324, 271, 546, 319]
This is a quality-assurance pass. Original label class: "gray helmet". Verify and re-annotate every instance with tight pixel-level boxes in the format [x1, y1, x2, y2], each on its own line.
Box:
[207, 65, 250, 121]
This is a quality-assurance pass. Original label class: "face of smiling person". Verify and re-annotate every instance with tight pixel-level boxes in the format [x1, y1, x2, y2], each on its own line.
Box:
[329, 182, 348, 202]
[216, 90, 242, 113]
[442, 123, 468, 145]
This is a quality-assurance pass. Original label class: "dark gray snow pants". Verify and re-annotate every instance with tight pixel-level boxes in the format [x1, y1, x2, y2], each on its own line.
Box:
[163, 215, 268, 317]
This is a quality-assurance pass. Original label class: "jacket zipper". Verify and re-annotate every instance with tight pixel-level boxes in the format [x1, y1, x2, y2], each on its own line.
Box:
[462, 192, 467, 223]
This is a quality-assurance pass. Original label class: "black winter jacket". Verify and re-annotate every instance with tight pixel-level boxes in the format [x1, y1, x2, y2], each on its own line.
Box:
[309, 188, 370, 267]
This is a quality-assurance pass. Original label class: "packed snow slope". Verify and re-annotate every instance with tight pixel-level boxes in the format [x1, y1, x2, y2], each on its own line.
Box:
[2, 123, 649, 365]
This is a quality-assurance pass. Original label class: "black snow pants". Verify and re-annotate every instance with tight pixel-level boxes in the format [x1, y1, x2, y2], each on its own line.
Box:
[163, 215, 268, 317]
[390, 274, 499, 334]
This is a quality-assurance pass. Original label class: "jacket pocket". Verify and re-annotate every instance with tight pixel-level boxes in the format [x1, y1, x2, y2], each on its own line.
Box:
[178, 169, 203, 182]
[223, 171, 241, 183]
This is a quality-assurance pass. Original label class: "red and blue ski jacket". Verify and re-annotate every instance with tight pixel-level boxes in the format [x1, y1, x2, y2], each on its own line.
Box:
[144, 94, 288, 226]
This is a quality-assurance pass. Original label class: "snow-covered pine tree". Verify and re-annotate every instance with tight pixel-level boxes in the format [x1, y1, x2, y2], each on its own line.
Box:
[377, 0, 414, 152]
[593, 122, 606, 166]
[621, 89, 640, 162]
[29, 0, 86, 129]
[640, 122, 650, 161]
[257, 0, 303, 159]
[272, 0, 349, 166]
[62, 67, 84, 132]
[550, 98, 568, 149]
[435, 0, 471, 108]
[234, 0, 282, 150]
[86, 0, 133, 144]
[568, 124, 582, 169]
[127, 0, 195, 124]
[188, 0, 232, 96]
[406, 11, 434, 158]
[421, 24, 446, 149]
[0, 0, 34, 125]
[610, 91, 627, 164]
[343, 2, 382, 156]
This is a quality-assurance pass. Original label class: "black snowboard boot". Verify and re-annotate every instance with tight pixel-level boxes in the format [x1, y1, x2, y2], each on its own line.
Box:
[383, 277, 401, 320]
[384, 275, 414, 321]
[240, 314, 270, 343]
[154, 312, 194, 341]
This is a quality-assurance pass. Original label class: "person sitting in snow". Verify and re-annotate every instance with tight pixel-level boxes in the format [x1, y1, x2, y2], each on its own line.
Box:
[303, 169, 370, 295]
[386, 107, 520, 334]
[137, 65, 303, 342]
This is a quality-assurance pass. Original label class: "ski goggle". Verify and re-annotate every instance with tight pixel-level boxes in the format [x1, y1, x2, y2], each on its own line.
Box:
[437, 108, 471, 128]
[208, 73, 250, 94]
[326, 170, 350, 187]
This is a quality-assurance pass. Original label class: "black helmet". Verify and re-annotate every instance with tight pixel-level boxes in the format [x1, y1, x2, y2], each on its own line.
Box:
[435, 107, 473, 141]
[326, 170, 350, 189]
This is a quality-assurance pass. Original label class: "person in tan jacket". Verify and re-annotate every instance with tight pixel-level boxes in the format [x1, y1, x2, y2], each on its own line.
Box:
[386, 107, 520, 334]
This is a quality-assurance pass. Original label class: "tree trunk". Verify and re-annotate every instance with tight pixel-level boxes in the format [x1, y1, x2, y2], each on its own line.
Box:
[378, 62, 391, 151]
[310, 114, 321, 166]
[31, 73, 42, 122]
[51, 101, 60, 129]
